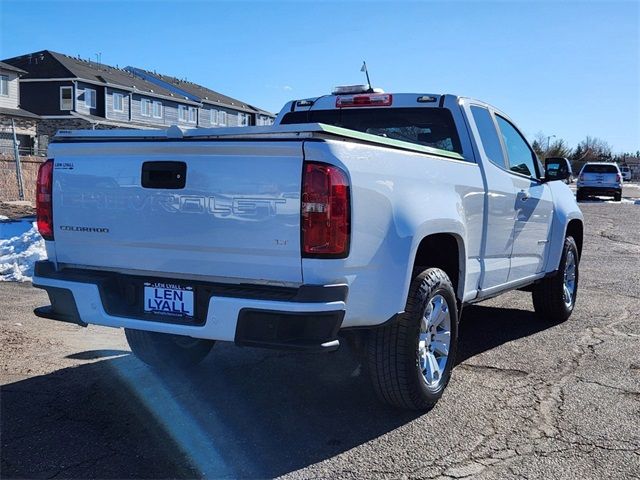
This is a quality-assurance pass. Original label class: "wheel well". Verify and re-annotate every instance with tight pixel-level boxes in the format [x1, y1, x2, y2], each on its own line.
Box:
[413, 233, 461, 300]
[566, 220, 584, 258]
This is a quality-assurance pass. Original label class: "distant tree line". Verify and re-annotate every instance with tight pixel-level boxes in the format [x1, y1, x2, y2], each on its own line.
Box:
[531, 132, 639, 165]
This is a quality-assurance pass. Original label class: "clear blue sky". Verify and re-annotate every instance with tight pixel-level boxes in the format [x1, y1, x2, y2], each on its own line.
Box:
[1, 0, 638, 152]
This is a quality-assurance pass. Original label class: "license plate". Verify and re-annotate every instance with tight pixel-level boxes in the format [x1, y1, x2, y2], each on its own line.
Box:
[144, 282, 194, 317]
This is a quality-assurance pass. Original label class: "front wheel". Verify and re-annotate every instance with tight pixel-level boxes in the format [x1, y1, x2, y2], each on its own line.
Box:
[532, 236, 579, 323]
[125, 328, 214, 369]
[367, 268, 459, 410]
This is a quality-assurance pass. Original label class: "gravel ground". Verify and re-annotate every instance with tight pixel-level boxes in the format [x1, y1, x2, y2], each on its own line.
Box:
[1, 185, 639, 479]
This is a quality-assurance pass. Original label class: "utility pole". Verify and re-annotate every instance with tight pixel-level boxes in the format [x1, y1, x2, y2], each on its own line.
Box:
[546, 134, 556, 151]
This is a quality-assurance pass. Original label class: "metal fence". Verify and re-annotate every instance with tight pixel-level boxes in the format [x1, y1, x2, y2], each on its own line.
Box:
[0, 120, 25, 200]
[0, 119, 47, 202]
[0, 130, 47, 157]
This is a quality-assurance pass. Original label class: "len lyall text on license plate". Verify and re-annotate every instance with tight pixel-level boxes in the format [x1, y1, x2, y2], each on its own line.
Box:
[144, 282, 194, 317]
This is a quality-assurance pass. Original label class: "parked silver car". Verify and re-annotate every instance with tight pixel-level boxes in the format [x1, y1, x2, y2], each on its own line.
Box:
[620, 165, 632, 181]
[577, 162, 622, 201]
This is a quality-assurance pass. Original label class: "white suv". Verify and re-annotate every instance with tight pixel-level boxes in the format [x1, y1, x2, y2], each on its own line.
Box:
[620, 165, 632, 182]
[577, 162, 623, 201]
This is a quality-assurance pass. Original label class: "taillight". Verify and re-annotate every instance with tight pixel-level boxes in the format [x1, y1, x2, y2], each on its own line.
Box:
[616, 174, 621, 182]
[36, 159, 54, 240]
[301, 162, 350, 258]
[579, 174, 584, 182]
[336, 93, 392, 108]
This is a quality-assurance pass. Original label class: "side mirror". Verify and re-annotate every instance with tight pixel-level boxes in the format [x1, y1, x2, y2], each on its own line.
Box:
[544, 157, 571, 182]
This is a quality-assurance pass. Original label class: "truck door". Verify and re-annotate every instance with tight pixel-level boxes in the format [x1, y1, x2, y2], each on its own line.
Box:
[467, 105, 518, 289]
[493, 115, 554, 281]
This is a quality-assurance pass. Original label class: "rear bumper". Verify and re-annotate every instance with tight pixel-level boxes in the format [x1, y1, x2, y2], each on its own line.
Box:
[32, 261, 346, 351]
[577, 185, 621, 196]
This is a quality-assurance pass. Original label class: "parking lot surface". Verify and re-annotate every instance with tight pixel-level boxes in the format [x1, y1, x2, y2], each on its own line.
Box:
[2, 185, 640, 479]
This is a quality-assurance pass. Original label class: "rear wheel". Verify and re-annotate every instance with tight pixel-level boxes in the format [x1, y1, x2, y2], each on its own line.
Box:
[125, 329, 214, 369]
[614, 190, 622, 202]
[367, 268, 458, 410]
[576, 189, 584, 202]
[532, 236, 579, 323]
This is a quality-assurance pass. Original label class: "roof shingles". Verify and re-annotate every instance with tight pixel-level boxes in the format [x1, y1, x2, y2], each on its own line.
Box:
[128, 67, 274, 115]
[3, 50, 195, 104]
[2, 50, 274, 116]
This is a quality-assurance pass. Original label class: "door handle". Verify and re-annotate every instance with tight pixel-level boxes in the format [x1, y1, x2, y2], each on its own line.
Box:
[518, 190, 530, 201]
[141, 161, 187, 189]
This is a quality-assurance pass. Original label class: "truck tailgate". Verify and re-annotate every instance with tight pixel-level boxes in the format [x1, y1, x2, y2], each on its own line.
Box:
[49, 140, 303, 284]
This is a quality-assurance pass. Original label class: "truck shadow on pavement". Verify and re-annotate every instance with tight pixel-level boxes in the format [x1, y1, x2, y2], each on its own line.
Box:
[1, 305, 552, 479]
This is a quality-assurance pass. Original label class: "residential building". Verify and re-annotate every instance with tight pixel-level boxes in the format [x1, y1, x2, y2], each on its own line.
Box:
[1, 50, 203, 145]
[124, 67, 275, 127]
[0, 61, 40, 155]
[254, 108, 276, 126]
[1, 50, 275, 150]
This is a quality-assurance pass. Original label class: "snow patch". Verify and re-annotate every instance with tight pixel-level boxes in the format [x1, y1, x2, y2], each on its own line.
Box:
[0, 220, 47, 282]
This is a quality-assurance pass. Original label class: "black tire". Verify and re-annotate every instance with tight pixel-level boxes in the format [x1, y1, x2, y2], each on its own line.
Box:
[576, 190, 584, 202]
[532, 236, 579, 323]
[614, 191, 622, 202]
[125, 328, 214, 369]
[367, 268, 459, 411]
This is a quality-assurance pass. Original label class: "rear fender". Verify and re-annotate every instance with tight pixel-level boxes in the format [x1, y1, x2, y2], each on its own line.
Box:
[405, 220, 467, 303]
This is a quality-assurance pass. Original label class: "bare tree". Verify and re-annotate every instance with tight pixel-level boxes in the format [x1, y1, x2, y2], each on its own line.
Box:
[531, 132, 571, 159]
[547, 138, 572, 158]
[574, 136, 612, 161]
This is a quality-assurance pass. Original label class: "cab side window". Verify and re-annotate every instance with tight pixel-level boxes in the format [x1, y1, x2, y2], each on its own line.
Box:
[470, 106, 506, 168]
[495, 116, 539, 179]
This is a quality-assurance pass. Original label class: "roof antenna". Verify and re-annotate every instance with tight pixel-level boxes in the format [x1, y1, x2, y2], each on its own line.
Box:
[360, 61, 372, 92]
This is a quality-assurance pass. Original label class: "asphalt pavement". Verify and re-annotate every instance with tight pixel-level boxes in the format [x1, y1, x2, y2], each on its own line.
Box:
[2, 185, 639, 479]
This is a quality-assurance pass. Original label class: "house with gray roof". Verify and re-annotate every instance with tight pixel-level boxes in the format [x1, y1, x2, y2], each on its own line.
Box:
[125, 67, 275, 127]
[1, 50, 275, 148]
[0, 61, 40, 155]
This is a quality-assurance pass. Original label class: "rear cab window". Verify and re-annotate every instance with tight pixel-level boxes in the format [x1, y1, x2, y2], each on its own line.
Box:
[470, 106, 506, 168]
[281, 107, 463, 155]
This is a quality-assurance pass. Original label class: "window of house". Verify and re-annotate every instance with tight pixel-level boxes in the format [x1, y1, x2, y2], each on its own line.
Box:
[84, 88, 96, 109]
[141, 98, 152, 117]
[153, 101, 163, 118]
[188, 106, 197, 123]
[113, 93, 124, 112]
[495, 115, 539, 178]
[470, 106, 506, 168]
[219, 111, 227, 126]
[60, 86, 73, 110]
[210, 109, 218, 125]
[238, 113, 250, 126]
[179, 105, 188, 122]
[0, 75, 8, 96]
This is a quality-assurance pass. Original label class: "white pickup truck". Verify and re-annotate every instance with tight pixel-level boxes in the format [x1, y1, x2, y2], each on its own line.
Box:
[33, 87, 583, 410]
